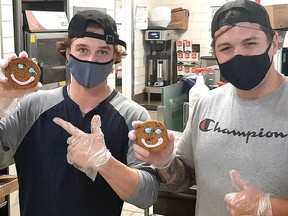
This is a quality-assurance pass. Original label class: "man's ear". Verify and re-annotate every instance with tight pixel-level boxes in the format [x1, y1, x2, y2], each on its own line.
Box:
[272, 32, 279, 53]
[65, 50, 70, 60]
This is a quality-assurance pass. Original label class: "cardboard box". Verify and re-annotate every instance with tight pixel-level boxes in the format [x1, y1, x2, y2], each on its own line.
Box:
[169, 8, 189, 30]
[0, 175, 19, 198]
[264, 4, 288, 29]
[177, 51, 184, 62]
[176, 40, 184, 52]
[184, 40, 192, 52]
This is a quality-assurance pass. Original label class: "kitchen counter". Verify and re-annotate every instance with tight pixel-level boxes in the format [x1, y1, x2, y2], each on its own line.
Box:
[153, 185, 197, 216]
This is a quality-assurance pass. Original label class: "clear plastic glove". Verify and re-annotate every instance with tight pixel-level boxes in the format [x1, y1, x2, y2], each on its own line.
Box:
[224, 170, 272, 216]
[128, 120, 175, 169]
[0, 51, 41, 117]
[53, 115, 111, 181]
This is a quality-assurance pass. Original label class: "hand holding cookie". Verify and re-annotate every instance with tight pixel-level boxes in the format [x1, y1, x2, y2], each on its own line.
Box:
[0, 51, 41, 98]
[129, 120, 176, 169]
[134, 120, 169, 152]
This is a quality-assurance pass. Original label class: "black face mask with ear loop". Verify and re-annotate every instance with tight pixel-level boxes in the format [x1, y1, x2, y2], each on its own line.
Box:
[217, 43, 273, 90]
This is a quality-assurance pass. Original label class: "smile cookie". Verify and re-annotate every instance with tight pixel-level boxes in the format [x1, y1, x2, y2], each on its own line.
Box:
[4, 57, 41, 89]
[135, 120, 169, 152]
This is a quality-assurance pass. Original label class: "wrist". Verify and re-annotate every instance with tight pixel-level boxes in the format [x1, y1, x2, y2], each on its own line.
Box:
[93, 147, 112, 169]
[257, 193, 272, 216]
[153, 150, 176, 170]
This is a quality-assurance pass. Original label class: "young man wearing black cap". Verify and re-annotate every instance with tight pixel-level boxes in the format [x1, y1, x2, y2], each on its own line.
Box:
[0, 10, 159, 216]
[130, 0, 288, 215]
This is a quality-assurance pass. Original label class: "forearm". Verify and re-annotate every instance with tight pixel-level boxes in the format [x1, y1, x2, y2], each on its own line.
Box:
[98, 156, 139, 199]
[98, 156, 159, 208]
[271, 197, 288, 216]
[157, 157, 195, 192]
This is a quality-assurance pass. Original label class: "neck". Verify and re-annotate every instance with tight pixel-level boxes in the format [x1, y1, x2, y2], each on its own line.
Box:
[68, 82, 112, 114]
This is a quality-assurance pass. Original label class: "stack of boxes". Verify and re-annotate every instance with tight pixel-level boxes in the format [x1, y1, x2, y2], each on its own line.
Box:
[176, 39, 200, 77]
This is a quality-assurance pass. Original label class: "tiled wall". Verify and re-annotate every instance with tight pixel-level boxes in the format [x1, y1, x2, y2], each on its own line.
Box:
[0, 0, 15, 58]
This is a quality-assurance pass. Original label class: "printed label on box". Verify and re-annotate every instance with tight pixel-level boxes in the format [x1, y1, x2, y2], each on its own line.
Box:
[177, 65, 184, 76]
[177, 52, 184, 62]
[184, 40, 192, 52]
[184, 52, 191, 61]
[177, 40, 184, 51]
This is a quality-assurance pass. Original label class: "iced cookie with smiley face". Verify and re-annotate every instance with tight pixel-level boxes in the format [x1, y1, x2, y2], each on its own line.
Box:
[135, 120, 169, 152]
[4, 57, 41, 89]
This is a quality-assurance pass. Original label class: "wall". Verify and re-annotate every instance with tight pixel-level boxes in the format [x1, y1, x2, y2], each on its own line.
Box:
[132, 0, 227, 96]
[0, 0, 15, 58]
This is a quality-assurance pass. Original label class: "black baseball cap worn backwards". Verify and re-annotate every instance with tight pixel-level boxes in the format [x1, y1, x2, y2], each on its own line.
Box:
[68, 10, 126, 49]
[211, 0, 273, 38]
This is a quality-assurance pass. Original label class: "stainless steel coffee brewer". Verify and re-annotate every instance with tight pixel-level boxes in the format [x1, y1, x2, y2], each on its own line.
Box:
[144, 30, 178, 87]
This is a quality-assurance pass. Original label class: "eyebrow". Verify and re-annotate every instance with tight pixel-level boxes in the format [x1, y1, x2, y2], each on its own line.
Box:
[216, 36, 260, 49]
[216, 42, 230, 49]
[241, 36, 259, 43]
[74, 43, 113, 51]
[98, 46, 113, 51]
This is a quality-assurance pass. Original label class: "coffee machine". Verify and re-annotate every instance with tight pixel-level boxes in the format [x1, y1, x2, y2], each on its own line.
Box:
[144, 30, 178, 87]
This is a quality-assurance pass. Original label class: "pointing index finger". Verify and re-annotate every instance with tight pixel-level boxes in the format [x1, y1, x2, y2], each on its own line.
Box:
[53, 117, 80, 135]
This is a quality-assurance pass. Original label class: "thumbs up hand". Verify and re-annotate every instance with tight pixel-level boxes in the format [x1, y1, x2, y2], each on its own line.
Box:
[53, 115, 111, 181]
[224, 170, 272, 216]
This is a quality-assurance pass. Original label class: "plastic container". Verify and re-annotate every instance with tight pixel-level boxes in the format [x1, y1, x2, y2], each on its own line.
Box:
[150, 7, 171, 18]
[189, 72, 210, 109]
[148, 17, 171, 27]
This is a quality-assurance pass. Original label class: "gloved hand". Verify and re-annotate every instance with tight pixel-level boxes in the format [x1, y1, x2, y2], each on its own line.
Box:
[128, 120, 175, 169]
[225, 170, 272, 216]
[53, 115, 111, 181]
[0, 51, 41, 117]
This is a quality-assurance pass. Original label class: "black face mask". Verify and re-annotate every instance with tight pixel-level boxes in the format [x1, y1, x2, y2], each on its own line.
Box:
[217, 43, 273, 90]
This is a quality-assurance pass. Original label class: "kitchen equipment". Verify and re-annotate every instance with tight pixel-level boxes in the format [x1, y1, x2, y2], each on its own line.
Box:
[13, 0, 69, 89]
[199, 56, 221, 86]
[144, 30, 178, 87]
[25, 31, 68, 88]
[23, 10, 69, 89]
[200, 56, 217, 68]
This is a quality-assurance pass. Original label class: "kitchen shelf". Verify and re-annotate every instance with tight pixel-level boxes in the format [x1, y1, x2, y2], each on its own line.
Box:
[0, 168, 19, 216]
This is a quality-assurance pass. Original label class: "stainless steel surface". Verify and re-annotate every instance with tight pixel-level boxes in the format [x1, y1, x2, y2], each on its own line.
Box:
[157, 59, 168, 81]
[25, 32, 68, 87]
[145, 30, 178, 41]
[13, 0, 68, 54]
[200, 56, 217, 68]
[144, 30, 178, 87]
[145, 86, 162, 104]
